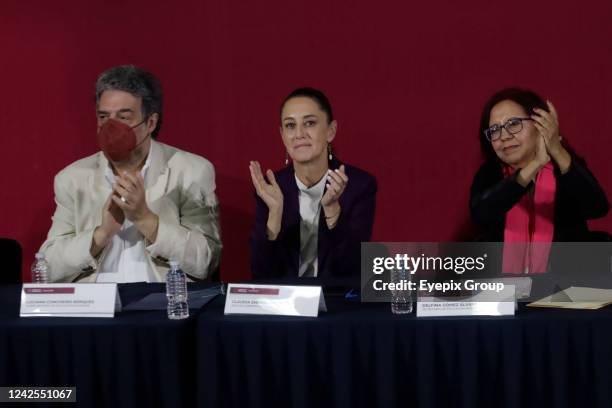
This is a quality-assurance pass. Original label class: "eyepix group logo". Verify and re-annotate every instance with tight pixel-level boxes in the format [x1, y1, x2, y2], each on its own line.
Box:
[372, 253, 488, 275]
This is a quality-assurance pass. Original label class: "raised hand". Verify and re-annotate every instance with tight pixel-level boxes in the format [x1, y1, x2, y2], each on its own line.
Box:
[321, 165, 348, 207]
[321, 165, 348, 228]
[249, 161, 284, 212]
[535, 133, 551, 166]
[111, 172, 150, 222]
[91, 194, 124, 257]
[532, 101, 562, 157]
[111, 171, 159, 242]
[532, 100, 571, 173]
[249, 161, 284, 240]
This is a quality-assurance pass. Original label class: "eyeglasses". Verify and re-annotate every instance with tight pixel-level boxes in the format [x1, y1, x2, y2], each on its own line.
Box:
[484, 117, 533, 142]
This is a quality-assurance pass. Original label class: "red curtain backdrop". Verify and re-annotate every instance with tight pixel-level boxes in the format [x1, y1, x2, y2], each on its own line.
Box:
[1, 0, 611, 281]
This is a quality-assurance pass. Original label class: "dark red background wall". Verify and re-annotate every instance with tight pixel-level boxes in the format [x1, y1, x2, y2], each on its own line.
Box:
[1, 0, 611, 281]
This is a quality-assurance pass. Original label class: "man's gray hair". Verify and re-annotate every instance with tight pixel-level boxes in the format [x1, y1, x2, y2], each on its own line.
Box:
[95, 65, 163, 138]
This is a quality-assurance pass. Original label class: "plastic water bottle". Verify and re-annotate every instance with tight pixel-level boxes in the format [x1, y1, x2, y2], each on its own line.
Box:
[166, 261, 189, 320]
[390, 267, 413, 314]
[31, 252, 49, 283]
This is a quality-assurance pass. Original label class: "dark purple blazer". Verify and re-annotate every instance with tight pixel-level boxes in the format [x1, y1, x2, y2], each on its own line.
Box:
[250, 158, 377, 281]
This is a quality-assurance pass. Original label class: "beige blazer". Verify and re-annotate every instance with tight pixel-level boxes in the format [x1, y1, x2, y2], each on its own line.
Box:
[40, 140, 222, 282]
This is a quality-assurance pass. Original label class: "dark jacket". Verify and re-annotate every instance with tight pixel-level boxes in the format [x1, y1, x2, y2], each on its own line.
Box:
[470, 157, 609, 242]
[250, 159, 377, 281]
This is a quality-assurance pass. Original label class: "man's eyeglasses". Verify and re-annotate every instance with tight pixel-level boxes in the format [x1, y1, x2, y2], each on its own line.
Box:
[484, 117, 533, 142]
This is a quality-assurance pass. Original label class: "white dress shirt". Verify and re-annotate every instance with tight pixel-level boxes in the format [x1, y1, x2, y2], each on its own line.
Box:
[97, 144, 156, 283]
[295, 174, 327, 277]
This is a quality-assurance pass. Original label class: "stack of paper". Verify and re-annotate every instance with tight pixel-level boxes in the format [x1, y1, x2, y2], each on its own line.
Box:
[527, 287, 612, 310]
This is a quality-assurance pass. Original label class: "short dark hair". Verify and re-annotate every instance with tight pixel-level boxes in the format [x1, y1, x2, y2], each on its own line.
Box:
[478, 87, 548, 161]
[95, 65, 163, 138]
[280, 87, 334, 123]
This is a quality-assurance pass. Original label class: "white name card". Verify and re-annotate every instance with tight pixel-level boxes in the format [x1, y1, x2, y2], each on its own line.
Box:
[224, 284, 327, 317]
[20, 283, 121, 318]
[416, 285, 516, 317]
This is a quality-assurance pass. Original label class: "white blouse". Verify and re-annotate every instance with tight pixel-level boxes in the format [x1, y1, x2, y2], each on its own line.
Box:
[295, 174, 327, 277]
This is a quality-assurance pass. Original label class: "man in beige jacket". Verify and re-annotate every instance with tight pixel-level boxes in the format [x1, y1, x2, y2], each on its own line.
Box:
[41, 65, 222, 282]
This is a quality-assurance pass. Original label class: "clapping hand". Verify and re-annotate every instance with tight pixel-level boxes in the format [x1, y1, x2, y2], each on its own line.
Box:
[532, 101, 563, 158]
[249, 161, 284, 211]
[321, 165, 348, 208]
[249, 161, 284, 239]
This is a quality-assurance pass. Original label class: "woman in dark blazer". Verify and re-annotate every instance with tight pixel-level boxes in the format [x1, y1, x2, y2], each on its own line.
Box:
[470, 88, 609, 275]
[249, 87, 377, 281]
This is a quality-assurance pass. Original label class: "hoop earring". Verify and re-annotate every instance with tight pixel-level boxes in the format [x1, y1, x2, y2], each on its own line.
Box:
[327, 143, 333, 161]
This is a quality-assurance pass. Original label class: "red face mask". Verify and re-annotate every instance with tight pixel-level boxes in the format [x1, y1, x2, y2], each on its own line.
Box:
[97, 118, 148, 162]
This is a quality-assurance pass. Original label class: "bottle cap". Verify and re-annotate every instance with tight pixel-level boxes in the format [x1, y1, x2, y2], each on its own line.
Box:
[169, 260, 180, 269]
[35, 252, 45, 260]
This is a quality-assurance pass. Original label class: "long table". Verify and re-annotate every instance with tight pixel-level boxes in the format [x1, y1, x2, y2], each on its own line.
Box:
[1, 283, 612, 408]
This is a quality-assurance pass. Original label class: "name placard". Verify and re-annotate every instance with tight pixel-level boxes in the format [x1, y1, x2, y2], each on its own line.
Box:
[416, 285, 516, 317]
[224, 284, 326, 317]
[20, 284, 121, 318]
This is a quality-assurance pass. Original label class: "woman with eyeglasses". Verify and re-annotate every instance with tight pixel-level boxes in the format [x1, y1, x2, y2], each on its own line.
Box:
[249, 87, 377, 282]
[470, 88, 609, 274]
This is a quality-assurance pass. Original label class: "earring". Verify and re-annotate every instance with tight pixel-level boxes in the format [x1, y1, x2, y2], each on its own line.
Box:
[285, 152, 289, 166]
[327, 143, 333, 161]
